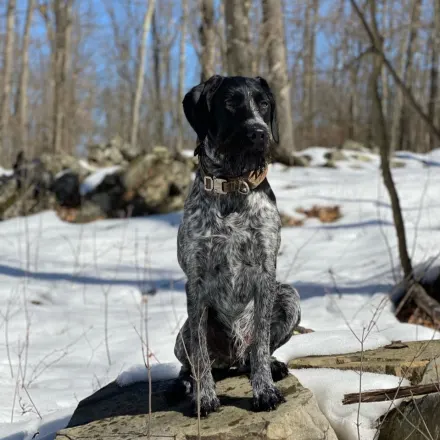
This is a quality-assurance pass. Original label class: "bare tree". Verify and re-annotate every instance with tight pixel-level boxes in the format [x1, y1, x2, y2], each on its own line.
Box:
[131, 0, 156, 149]
[350, 0, 413, 278]
[200, 0, 216, 82]
[151, 6, 164, 146]
[396, 0, 422, 152]
[176, 0, 189, 153]
[15, 0, 35, 156]
[428, 0, 440, 150]
[301, 0, 319, 142]
[1, 0, 16, 161]
[224, 0, 252, 76]
[262, 0, 296, 160]
[52, 0, 74, 153]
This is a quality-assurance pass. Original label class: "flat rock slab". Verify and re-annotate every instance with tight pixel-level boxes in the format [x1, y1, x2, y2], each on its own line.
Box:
[57, 374, 337, 440]
[288, 340, 440, 383]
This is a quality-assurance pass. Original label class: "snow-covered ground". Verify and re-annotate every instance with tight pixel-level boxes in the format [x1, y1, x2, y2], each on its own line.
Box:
[1, 147, 440, 440]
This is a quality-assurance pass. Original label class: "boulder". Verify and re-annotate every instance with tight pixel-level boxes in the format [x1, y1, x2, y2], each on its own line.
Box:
[57, 374, 337, 440]
[378, 354, 440, 440]
[324, 149, 347, 161]
[87, 136, 141, 167]
[123, 146, 192, 214]
[341, 139, 370, 152]
[288, 340, 440, 384]
[350, 153, 373, 162]
[40, 152, 91, 180]
[391, 160, 406, 168]
[0, 154, 56, 220]
[291, 154, 311, 167]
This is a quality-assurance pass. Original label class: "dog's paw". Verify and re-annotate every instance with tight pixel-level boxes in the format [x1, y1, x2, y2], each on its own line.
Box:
[270, 359, 289, 382]
[252, 385, 285, 412]
[192, 395, 221, 417]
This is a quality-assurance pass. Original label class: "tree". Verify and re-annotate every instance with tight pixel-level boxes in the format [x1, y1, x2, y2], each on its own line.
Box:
[224, 0, 252, 76]
[52, 0, 74, 153]
[1, 0, 16, 161]
[176, 0, 189, 153]
[262, 0, 296, 160]
[131, 0, 156, 149]
[15, 0, 35, 155]
[301, 0, 319, 143]
[200, 0, 215, 82]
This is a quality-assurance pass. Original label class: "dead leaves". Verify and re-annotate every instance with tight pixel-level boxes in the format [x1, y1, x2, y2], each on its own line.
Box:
[281, 204, 342, 227]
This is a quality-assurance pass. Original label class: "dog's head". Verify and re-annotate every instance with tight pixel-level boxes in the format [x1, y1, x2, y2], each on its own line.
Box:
[183, 75, 278, 176]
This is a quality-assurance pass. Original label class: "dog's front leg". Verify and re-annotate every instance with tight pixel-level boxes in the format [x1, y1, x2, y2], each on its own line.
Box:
[186, 281, 220, 416]
[250, 273, 285, 411]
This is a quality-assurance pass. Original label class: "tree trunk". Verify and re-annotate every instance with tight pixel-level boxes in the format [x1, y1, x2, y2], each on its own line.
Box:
[428, 0, 440, 150]
[52, 0, 73, 153]
[16, 0, 35, 156]
[302, 0, 318, 144]
[262, 0, 296, 159]
[397, 0, 422, 152]
[176, 0, 188, 153]
[350, 0, 413, 280]
[131, 0, 156, 150]
[151, 6, 164, 146]
[390, 2, 414, 155]
[224, 0, 252, 76]
[200, 0, 215, 82]
[1, 0, 16, 162]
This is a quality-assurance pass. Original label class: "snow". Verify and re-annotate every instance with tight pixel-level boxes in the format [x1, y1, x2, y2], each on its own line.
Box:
[79, 165, 122, 195]
[0, 166, 13, 177]
[1, 147, 440, 440]
[291, 368, 410, 440]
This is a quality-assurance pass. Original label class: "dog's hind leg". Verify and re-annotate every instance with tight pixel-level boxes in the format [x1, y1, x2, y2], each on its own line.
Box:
[269, 283, 301, 381]
[270, 283, 301, 352]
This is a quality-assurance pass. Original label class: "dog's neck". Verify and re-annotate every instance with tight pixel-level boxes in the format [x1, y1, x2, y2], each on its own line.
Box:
[196, 139, 268, 195]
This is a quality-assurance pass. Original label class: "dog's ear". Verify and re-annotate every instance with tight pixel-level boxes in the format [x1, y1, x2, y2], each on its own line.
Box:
[182, 75, 224, 150]
[255, 76, 279, 144]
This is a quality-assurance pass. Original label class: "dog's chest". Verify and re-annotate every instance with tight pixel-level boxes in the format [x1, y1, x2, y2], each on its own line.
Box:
[180, 189, 280, 305]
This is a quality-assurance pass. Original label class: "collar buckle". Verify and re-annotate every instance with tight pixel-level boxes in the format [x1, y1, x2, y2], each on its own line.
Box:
[204, 176, 228, 194]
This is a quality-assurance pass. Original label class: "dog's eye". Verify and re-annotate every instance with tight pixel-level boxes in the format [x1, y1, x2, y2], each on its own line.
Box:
[260, 101, 269, 110]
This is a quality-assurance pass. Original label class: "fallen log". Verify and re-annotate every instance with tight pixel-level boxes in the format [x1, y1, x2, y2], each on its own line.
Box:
[395, 281, 440, 324]
[342, 382, 440, 405]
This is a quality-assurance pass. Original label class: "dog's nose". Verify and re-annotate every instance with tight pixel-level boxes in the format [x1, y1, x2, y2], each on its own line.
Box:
[249, 129, 266, 148]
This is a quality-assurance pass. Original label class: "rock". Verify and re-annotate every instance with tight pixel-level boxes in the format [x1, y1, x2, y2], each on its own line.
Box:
[87, 136, 141, 167]
[0, 178, 20, 219]
[50, 171, 81, 208]
[123, 146, 192, 214]
[324, 149, 347, 161]
[378, 353, 440, 440]
[321, 159, 337, 168]
[341, 139, 370, 152]
[0, 153, 56, 220]
[291, 154, 310, 167]
[57, 374, 337, 440]
[40, 152, 90, 180]
[391, 160, 406, 168]
[350, 153, 373, 162]
[419, 357, 440, 385]
[288, 340, 440, 384]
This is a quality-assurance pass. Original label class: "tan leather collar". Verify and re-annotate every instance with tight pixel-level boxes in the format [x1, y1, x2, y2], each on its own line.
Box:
[195, 139, 268, 195]
[198, 162, 268, 195]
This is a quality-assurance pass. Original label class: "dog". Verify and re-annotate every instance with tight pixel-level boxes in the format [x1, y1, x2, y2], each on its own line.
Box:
[173, 75, 301, 416]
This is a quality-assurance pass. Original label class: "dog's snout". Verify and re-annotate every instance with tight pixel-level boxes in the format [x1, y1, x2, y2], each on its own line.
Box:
[249, 129, 267, 149]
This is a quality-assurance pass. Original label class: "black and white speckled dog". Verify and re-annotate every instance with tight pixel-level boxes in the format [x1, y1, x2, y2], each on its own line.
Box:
[173, 75, 301, 416]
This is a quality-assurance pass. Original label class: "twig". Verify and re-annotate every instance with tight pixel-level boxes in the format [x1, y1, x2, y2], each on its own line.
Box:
[343, 383, 440, 405]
